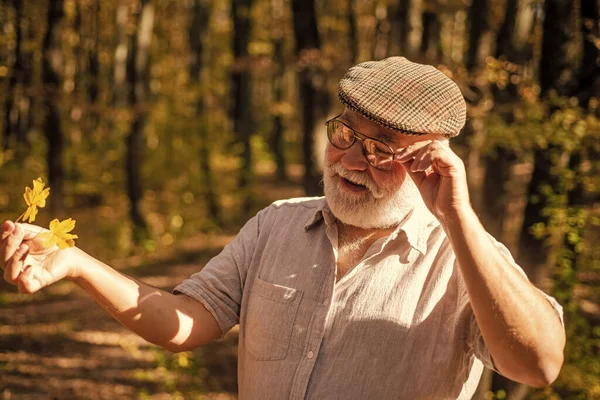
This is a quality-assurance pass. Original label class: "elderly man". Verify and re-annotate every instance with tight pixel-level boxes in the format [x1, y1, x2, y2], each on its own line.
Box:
[1, 57, 564, 399]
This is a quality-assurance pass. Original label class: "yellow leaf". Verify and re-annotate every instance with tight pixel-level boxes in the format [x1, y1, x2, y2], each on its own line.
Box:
[39, 218, 78, 249]
[21, 177, 50, 223]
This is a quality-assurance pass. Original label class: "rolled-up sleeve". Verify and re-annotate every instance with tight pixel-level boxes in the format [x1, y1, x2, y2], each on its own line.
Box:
[173, 212, 261, 337]
[461, 236, 565, 371]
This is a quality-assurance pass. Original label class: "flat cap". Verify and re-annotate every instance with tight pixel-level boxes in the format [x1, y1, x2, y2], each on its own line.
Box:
[338, 57, 466, 137]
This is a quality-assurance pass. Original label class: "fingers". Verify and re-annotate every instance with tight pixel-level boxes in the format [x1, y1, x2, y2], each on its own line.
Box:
[2, 223, 25, 265]
[410, 145, 436, 172]
[4, 243, 29, 284]
[396, 140, 432, 163]
[20, 223, 47, 240]
[2, 221, 47, 293]
[2, 221, 15, 240]
[412, 149, 448, 173]
[403, 160, 428, 187]
[18, 265, 43, 294]
[397, 140, 459, 174]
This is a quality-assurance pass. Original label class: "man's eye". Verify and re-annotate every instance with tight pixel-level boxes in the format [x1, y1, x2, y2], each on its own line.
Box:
[373, 142, 392, 155]
[341, 128, 353, 142]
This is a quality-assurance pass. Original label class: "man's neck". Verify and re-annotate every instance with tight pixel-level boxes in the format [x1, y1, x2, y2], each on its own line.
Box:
[336, 221, 396, 244]
[334, 222, 396, 281]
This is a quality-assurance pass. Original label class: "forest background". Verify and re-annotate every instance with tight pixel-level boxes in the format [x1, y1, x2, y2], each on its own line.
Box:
[0, 0, 599, 399]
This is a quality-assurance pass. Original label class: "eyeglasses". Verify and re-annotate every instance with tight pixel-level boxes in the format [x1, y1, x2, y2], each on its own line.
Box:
[325, 115, 397, 171]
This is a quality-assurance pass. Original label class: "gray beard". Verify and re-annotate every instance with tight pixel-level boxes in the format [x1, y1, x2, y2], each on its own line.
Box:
[322, 163, 420, 229]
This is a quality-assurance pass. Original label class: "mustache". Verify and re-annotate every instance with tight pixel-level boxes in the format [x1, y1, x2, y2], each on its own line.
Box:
[327, 162, 383, 198]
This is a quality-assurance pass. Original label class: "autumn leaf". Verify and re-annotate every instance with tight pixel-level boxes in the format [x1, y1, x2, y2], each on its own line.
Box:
[19, 177, 51, 223]
[38, 218, 78, 249]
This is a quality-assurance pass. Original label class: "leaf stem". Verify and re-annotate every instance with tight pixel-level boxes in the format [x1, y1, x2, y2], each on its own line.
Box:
[15, 210, 26, 223]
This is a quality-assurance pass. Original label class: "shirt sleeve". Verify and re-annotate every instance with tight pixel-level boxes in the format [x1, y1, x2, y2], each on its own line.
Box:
[172, 212, 261, 338]
[460, 235, 565, 372]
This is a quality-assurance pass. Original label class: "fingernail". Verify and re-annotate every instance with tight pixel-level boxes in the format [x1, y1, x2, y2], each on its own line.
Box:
[13, 224, 22, 235]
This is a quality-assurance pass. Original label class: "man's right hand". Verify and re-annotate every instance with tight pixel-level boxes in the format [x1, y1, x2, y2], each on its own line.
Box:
[1, 221, 77, 293]
[1, 220, 222, 351]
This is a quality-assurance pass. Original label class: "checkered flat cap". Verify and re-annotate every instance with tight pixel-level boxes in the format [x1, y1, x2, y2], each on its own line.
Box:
[338, 57, 466, 137]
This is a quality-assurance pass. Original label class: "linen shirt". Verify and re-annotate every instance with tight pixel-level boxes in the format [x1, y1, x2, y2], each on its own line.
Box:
[174, 197, 563, 400]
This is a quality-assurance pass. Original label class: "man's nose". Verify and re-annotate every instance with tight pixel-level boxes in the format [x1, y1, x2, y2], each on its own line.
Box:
[340, 141, 368, 171]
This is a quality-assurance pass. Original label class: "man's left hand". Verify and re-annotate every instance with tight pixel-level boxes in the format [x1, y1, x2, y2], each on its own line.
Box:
[396, 140, 471, 222]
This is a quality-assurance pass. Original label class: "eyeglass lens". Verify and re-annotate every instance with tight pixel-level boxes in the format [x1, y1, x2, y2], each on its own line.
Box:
[327, 120, 394, 170]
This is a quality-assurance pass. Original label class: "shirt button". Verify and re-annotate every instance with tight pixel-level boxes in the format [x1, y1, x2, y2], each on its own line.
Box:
[307, 350, 314, 359]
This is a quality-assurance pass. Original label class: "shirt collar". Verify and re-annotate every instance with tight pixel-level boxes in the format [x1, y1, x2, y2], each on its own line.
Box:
[304, 197, 438, 254]
[304, 198, 332, 230]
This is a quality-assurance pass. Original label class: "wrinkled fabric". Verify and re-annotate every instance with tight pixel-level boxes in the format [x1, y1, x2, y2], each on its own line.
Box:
[174, 197, 563, 400]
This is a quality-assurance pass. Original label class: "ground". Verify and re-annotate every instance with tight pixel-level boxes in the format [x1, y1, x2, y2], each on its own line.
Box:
[0, 234, 242, 399]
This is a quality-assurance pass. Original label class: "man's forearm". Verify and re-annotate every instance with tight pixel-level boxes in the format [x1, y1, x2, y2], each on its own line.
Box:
[70, 248, 220, 352]
[441, 207, 565, 387]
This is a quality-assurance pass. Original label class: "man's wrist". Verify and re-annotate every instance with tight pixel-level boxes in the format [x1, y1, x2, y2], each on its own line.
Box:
[65, 247, 87, 282]
[438, 203, 477, 228]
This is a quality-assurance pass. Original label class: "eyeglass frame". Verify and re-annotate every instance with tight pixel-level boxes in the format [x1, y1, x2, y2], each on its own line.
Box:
[325, 114, 400, 171]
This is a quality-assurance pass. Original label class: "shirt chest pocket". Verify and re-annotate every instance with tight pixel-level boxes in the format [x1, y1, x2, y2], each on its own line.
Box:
[244, 277, 303, 361]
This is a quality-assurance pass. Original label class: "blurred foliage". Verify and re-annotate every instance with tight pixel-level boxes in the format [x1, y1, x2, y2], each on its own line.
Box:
[483, 79, 600, 398]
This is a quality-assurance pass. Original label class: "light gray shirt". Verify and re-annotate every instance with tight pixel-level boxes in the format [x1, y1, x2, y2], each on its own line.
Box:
[174, 197, 563, 400]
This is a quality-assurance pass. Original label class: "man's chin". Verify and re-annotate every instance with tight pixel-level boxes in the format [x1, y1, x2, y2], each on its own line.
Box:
[324, 182, 417, 230]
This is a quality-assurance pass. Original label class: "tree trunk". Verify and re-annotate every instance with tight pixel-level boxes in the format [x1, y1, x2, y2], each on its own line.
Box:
[494, 0, 536, 101]
[481, 148, 516, 240]
[472, 368, 494, 400]
[270, 0, 287, 181]
[420, 12, 441, 63]
[372, 2, 390, 60]
[231, 0, 254, 214]
[42, 0, 65, 214]
[495, 0, 519, 60]
[552, 151, 585, 308]
[3, 0, 23, 150]
[519, 148, 560, 281]
[89, 0, 100, 106]
[114, 0, 129, 106]
[292, 0, 327, 196]
[387, 0, 422, 59]
[125, 0, 154, 240]
[466, 0, 487, 71]
[404, 0, 423, 59]
[83, 0, 100, 135]
[518, 0, 576, 276]
[73, 0, 82, 96]
[347, 0, 358, 63]
[387, 0, 407, 57]
[189, 0, 220, 221]
[482, 0, 536, 238]
[483, 0, 538, 229]
[539, 0, 576, 96]
[576, 0, 600, 105]
[478, 1, 539, 396]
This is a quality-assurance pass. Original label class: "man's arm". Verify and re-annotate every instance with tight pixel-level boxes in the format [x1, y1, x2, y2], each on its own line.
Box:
[443, 208, 565, 387]
[396, 140, 565, 387]
[71, 248, 222, 352]
[1, 221, 222, 352]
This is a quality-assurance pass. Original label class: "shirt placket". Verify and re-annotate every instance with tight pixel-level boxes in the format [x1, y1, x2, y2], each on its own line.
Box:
[289, 221, 338, 400]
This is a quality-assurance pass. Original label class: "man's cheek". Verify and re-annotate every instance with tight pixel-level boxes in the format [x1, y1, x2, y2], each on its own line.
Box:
[325, 145, 343, 166]
[374, 168, 406, 194]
